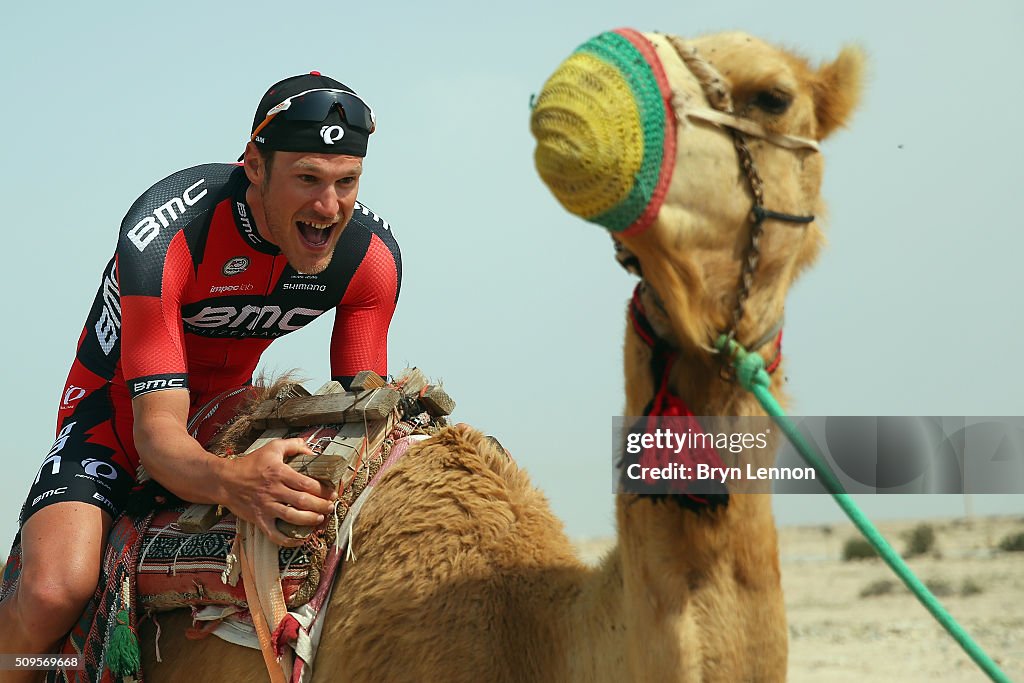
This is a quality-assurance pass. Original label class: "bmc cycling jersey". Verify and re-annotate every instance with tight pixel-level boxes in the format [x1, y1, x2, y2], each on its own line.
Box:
[23, 163, 401, 523]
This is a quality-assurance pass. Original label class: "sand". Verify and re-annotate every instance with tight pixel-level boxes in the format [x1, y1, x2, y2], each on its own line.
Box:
[574, 515, 1024, 681]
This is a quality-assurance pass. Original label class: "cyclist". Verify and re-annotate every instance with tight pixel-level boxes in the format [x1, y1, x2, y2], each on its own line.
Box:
[0, 72, 401, 671]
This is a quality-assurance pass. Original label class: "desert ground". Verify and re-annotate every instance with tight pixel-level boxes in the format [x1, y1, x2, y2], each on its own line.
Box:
[576, 515, 1024, 682]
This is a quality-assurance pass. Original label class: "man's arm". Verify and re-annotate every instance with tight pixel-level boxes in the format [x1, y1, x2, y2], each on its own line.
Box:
[330, 226, 401, 384]
[133, 389, 336, 547]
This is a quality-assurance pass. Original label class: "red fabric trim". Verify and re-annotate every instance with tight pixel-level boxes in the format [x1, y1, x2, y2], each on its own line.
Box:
[137, 509, 311, 612]
[628, 287, 659, 348]
[627, 279, 728, 501]
[272, 614, 301, 657]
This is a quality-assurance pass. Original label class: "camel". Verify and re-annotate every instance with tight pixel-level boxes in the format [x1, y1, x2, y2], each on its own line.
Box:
[136, 29, 863, 682]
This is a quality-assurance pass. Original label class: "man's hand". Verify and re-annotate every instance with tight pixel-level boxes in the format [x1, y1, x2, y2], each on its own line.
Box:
[220, 437, 338, 546]
[134, 390, 337, 547]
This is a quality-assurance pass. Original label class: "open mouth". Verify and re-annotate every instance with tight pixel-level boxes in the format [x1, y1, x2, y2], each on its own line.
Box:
[296, 220, 336, 248]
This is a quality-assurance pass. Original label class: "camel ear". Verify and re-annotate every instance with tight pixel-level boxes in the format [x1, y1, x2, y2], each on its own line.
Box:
[813, 45, 866, 139]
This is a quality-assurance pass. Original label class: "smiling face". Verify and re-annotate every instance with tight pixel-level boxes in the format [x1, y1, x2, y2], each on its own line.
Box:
[243, 144, 363, 274]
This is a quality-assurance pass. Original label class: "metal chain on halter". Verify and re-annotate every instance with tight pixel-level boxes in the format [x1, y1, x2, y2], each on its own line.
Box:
[725, 130, 768, 349]
[665, 35, 784, 365]
[725, 129, 817, 357]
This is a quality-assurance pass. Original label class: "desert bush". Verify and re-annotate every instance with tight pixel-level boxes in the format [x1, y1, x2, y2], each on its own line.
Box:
[842, 537, 878, 561]
[925, 581, 954, 593]
[998, 532, 1024, 553]
[859, 579, 896, 598]
[903, 523, 937, 557]
[924, 578, 953, 597]
[960, 578, 983, 597]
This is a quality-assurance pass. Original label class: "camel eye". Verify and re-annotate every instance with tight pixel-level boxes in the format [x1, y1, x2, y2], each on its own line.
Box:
[752, 89, 793, 115]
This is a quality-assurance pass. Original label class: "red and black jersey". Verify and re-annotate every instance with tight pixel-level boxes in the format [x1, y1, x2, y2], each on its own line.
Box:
[57, 163, 401, 471]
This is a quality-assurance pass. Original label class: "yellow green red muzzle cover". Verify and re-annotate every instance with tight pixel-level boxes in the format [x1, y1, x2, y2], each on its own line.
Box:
[531, 28, 677, 235]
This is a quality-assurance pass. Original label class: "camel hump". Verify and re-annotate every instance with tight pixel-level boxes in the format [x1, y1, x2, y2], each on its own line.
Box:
[46, 367, 458, 682]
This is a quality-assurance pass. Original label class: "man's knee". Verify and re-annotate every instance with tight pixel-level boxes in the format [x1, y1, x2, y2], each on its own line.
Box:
[8, 502, 110, 643]
[10, 571, 97, 640]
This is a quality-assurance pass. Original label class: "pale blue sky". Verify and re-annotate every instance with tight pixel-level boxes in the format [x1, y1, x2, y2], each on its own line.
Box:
[0, 0, 1021, 544]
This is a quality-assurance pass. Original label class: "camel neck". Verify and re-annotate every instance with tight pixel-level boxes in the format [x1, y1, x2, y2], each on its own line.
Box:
[627, 284, 783, 417]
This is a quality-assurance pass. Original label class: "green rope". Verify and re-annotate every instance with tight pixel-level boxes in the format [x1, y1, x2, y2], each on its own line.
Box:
[717, 335, 1011, 683]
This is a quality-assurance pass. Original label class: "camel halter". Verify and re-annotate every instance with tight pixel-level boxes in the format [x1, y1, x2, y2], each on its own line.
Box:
[616, 36, 808, 508]
[614, 34, 816, 376]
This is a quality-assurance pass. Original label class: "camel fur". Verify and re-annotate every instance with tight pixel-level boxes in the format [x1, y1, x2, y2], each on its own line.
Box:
[138, 30, 863, 682]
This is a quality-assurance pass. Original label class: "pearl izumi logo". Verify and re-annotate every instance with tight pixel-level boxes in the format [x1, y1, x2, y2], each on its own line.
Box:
[222, 256, 250, 276]
[320, 125, 345, 144]
[61, 385, 87, 409]
[81, 458, 119, 480]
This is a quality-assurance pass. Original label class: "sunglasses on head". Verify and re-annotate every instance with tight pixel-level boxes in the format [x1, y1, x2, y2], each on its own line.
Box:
[251, 88, 376, 141]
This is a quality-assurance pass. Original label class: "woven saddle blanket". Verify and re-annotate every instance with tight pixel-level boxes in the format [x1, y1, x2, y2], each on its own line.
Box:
[137, 508, 317, 612]
[139, 409, 437, 614]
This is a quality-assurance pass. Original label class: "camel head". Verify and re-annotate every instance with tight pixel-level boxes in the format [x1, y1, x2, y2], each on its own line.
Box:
[531, 29, 864, 359]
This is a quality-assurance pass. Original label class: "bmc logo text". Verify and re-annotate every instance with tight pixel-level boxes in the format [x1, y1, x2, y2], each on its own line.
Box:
[93, 492, 115, 510]
[320, 126, 344, 144]
[127, 179, 207, 252]
[32, 487, 68, 507]
[132, 377, 186, 394]
[236, 202, 261, 245]
[94, 261, 120, 355]
[183, 305, 324, 332]
[34, 421, 76, 485]
[354, 202, 390, 231]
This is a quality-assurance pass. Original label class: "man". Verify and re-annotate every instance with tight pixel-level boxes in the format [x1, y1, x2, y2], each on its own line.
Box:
[0, 72, 401, 672]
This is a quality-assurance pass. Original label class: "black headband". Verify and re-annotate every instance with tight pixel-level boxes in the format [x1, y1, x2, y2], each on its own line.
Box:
[253, 107, 369, 157]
